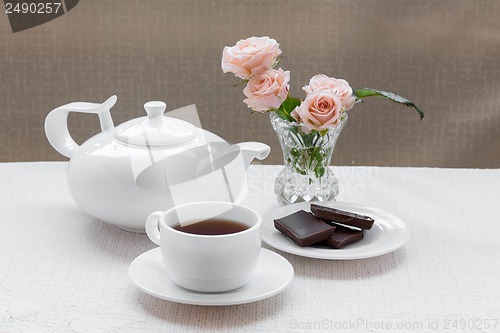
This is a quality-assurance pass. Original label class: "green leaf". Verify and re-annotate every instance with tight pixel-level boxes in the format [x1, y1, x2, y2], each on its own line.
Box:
[294, 166, 307, 175]
[274, 96, 301, 122]
[353, 87, 424, 120]
[274, 108, 294, 122]
[290, 148, 300, 158]
[314, 165, 325, 178]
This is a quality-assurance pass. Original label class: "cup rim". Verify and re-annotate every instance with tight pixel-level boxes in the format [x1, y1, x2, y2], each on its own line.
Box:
[158, 201, 262, 239]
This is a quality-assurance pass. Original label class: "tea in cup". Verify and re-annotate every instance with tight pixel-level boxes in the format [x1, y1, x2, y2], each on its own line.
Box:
[145, 201, 262, 292]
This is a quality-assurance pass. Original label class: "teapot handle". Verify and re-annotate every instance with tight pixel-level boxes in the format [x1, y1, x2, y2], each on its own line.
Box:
[44, 96, 117, 158]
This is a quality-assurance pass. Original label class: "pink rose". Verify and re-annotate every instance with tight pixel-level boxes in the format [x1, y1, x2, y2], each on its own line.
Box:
[243, 68, 290, 112]
[222, 36, 282, 80]
[292, 89, 342, 132]
[303, 74, 355, 111]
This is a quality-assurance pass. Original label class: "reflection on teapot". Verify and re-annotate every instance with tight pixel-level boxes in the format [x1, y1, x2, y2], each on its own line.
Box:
[135, 142, 248, 206]
[45, 96, 270, 232]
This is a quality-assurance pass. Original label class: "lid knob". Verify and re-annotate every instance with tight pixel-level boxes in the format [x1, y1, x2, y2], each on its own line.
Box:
[113, 100, 198, 147]
[144, 101, 167, 119]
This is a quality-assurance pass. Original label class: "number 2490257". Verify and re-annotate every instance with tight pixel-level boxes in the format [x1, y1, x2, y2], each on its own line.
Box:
[5, 2, 63, 14]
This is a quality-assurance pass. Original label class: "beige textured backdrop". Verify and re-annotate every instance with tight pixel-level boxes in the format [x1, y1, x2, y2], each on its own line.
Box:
[1, 0, 499, 167]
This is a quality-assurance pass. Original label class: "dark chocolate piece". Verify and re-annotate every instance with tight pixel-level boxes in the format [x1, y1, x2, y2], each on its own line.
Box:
[274, 210, 336, 247]
[311, 204, 375, 230]
[324, 225, 364, 249]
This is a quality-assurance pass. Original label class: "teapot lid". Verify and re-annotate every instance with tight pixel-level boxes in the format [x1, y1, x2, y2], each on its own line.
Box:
[113, 101, 198, 147]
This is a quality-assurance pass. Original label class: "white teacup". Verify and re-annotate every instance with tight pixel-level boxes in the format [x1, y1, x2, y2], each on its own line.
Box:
[145, 201, 262, 292]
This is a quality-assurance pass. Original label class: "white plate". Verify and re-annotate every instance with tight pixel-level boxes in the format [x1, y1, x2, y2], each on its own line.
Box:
[128, 248, 294, 306]
[262, 201, 409, 260]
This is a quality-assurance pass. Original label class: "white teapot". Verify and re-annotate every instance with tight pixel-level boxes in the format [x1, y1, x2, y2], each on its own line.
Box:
[45, 96, 270, 232]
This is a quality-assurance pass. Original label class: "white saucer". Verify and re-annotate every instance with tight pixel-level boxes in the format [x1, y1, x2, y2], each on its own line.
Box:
[128, 248, 294, 306]
[263, 201, 409, 260]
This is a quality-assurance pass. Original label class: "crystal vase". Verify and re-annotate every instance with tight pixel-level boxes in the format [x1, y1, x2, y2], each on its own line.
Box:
[270, 112, 347, 205]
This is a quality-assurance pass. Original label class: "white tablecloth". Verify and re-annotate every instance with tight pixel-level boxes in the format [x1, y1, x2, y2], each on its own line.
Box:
[1, 162, 499, 332]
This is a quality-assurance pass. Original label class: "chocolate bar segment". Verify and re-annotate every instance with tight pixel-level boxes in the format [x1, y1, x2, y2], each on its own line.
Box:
[324, 225, 364, 249]
[311, 204, 375, 230]
[274, 210, 336, 247]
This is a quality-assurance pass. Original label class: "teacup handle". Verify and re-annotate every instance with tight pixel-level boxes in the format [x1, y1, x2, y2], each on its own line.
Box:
[145, 211, 163, 246]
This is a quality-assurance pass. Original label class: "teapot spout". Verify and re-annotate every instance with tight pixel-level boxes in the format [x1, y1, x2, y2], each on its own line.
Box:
[236, 142, 270, 168]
